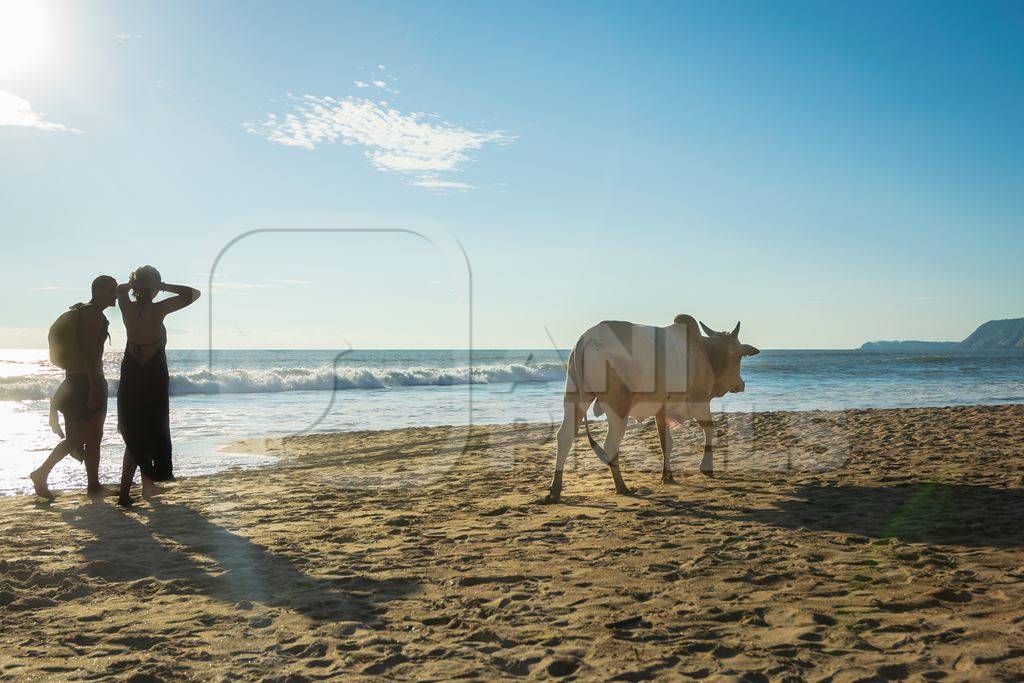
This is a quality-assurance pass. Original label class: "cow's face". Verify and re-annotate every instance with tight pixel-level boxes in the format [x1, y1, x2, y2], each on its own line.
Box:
[700, 321, 760, 398]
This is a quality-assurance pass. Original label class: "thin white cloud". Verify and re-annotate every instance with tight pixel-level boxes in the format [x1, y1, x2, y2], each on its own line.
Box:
[113, 33, 144, 43]
[0, 89, 80, 133]
[411, 177, 474, 191]
[26, 285, 77, 292]
[244, 94, 513, 190]
[210, 279, 313, 292]
[210, 282, 275, 298]
[353, 75, 398, 95]
[212, 282, 276, 290]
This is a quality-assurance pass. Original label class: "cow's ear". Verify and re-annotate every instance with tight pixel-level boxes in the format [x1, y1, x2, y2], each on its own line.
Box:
[740, 344, 760, 356]
[699, 321, 716, 337]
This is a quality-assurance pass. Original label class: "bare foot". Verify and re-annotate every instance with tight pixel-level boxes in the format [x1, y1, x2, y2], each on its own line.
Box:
[117, 495, 135, 508]
[30, 470, 54, 501]
[87, 485, 116, 499]
[142, 484, 165, 499]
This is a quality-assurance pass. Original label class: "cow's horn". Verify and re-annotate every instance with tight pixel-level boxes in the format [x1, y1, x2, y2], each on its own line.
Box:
[699, 321, 716, 337]
[731, 321, 741, 338]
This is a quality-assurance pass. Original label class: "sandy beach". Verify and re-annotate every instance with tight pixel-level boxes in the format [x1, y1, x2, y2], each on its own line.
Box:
[2, 403, 1024, 680]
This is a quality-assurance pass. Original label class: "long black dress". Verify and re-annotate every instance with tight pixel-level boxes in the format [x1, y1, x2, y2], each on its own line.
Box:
[117, 344, 174, 481]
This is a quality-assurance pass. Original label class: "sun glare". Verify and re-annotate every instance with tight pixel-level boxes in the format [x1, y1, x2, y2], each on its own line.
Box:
[0, 1, 53, 77]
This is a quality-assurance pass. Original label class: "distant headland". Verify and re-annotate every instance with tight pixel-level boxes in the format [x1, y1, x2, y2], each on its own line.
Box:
[860, 317, 1024, 350]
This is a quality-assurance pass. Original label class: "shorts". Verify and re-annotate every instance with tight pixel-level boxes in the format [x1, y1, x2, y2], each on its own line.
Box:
[53, 374, 108, 423]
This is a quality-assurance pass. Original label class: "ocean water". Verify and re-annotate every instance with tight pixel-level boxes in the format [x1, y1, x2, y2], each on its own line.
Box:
[1, 348, 1022, 495]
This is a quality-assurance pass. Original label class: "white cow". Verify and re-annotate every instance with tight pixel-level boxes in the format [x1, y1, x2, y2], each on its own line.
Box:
[545, 315, 759, 503]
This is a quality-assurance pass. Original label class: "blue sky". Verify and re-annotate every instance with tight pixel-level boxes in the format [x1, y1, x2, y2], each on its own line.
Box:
[1, 0, 1021, 349]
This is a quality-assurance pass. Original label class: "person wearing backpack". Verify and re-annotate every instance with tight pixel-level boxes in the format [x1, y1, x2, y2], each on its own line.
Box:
[29, 275, 118, 500]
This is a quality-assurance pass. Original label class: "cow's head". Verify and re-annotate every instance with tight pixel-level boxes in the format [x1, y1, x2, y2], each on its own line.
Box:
[699, 321, 760, 397]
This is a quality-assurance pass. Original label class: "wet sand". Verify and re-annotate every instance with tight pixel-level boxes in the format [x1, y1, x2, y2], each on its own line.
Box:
[2, 404, 1024, 680]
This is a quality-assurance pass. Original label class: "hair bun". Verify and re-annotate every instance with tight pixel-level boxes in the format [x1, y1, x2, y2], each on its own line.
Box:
[130, 265, 162, 290]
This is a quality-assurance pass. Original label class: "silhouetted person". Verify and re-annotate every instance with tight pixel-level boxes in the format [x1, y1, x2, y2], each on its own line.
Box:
[30, 275, 118, 499]
[115, 266, 200, 507]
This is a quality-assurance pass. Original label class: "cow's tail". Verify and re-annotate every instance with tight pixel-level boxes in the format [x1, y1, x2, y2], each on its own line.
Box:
[572, 336, 612, 465]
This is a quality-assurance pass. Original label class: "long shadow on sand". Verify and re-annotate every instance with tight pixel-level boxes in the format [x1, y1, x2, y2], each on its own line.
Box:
[734, 483, 1024, 548]
[60, 500, 416, 622]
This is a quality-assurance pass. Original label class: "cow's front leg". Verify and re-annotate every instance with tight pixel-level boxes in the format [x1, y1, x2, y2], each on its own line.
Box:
[698, 413, 714, 477]
[656, 413, 675, 484]
[604, 413, 631, 495]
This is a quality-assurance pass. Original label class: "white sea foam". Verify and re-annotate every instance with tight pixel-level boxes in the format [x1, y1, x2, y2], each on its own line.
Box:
[0, 375, 57, 401]
[0, 362, 567, 401]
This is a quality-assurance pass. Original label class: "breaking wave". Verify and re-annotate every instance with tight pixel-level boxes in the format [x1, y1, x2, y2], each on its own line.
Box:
[0, 375, 57, 401]
[0, 362, 567, 401]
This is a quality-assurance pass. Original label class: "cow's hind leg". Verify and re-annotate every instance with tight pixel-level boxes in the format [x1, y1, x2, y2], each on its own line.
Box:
[657, 412, 675, 484]
[545, 401, 584, 503]
[604, 412, 631, 495]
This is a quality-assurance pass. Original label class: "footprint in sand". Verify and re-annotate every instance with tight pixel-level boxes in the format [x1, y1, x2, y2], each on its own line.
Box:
[361, 653, 408, 675]
[545, 658, 580, 677]
[606, 615, 652, 630]
[249, 616, 274, 629]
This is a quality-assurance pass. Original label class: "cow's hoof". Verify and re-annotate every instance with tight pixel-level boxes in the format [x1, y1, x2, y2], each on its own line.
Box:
[543, 491, 561, 504]
[615, 487, 634, 496]
[699, 469, 715, 478]
[661, 473, 676, 485]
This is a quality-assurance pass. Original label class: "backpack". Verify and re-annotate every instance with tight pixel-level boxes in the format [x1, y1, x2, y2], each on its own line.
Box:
[47, 303, 88, 370]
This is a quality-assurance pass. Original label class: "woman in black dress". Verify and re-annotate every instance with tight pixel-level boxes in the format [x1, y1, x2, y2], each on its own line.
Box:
[115, 266, 200, 507]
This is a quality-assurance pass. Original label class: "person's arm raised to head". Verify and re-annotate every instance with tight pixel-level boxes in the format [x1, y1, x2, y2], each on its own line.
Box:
[157, 282, 201, 315]
[116, 282, 132, 315]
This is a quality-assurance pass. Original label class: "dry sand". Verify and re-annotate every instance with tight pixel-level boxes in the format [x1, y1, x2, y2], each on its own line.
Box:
[2, 404, 1024, 680]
